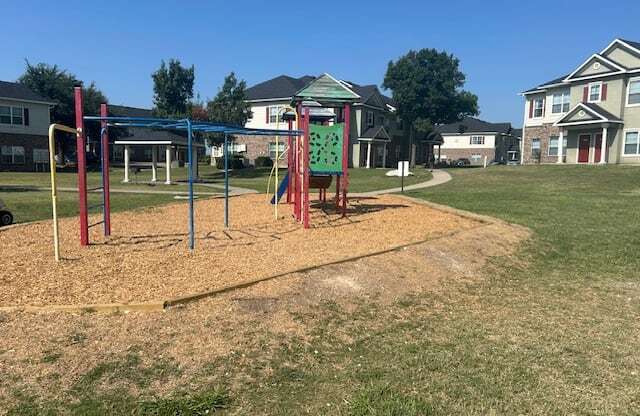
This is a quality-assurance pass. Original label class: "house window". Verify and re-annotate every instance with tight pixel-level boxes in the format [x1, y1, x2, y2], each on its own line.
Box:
[268, 142, 285, 159]
[552, 90, 570, 114]
[628, 79, 640, 106]
[588, 82, 602, 102]
[1, 145, 25, 164]
[533, 98, 544, 118]
[366, 111, 374, 127]
[470, 136, 485, 145]
[531, 138, 541, 158]
[268, 105, 284, 124]
[0, 106, 24, 125]
[33, 149, 49, 163]
[624, 131, 640, 155]
[548, 136, 568, 156]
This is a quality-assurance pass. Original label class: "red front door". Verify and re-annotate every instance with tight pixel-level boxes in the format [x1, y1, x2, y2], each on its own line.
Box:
[578, 135, 590, 163]
[594, 134, 603, 163]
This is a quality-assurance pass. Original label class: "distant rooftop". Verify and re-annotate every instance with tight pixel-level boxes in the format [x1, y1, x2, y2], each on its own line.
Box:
[0, 80, 54, 103]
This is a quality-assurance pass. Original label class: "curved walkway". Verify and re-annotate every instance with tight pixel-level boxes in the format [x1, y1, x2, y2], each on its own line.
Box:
[351, 169, 452, 197]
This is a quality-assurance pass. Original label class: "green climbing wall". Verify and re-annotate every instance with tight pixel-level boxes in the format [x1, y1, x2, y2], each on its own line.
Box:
[309, 123, 344, 174]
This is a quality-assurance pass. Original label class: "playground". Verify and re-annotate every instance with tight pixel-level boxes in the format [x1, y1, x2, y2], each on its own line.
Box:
[0, 193, 481, 308]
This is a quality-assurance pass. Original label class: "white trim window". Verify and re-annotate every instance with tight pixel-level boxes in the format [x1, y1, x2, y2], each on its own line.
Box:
[33, 148, 49, 163]
[1, 145, 25, 164]
[268, 142, 285, 159]
[366, 111, 374, 127]
[552, 90, 571, 114]
[623, 130, 640, 156]
[548, 136, 567, 156]
[531, 138, 541, 158]
[470, 135, 485, 145]
[533, 98, 544, 118]
[627, 78, 640, 107]
[588, 82, 602, 103]
[268, 105, 284, 124]
[0, 105, 24, 125]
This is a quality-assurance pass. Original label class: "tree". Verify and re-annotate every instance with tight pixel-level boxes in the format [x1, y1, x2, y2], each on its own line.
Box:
[206, 72, 252, 126]
[151, 59, 195, 117]
[383, 49, 478, 165]
[18, 61, 108, 153]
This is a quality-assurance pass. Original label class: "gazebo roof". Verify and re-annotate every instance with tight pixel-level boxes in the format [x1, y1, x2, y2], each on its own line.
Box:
[293, 73, 360, 104]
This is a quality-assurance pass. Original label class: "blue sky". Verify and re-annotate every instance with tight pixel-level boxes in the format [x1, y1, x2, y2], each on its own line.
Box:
[2, 0, 639, 126]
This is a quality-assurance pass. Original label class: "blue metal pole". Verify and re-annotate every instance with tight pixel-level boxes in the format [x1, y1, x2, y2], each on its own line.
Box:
[187, 119, 195, 251]
[224, 133, 229, 228]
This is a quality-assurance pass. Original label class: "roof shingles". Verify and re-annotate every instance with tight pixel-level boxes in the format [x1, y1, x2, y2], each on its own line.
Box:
[0, 80, 53, 103]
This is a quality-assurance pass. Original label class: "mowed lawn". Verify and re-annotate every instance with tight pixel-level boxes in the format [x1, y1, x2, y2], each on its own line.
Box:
[7, 165, 640, 415]
[0, 166, 431, 223]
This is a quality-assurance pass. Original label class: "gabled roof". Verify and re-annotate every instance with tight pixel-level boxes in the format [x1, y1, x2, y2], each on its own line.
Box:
[109, 104, 153, 118]
[554, 102, 623, 127]
[0, 80, 54, 104]
[523, 38, 640, 95]
[294, 73, 360, 102]
[245, 75, 315, 101]
[436, 117, 513, 135]
[360, 125, 391, 141]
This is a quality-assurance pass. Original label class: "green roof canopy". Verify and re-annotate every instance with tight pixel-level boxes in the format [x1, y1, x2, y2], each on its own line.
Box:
[294, 73, 360, 104]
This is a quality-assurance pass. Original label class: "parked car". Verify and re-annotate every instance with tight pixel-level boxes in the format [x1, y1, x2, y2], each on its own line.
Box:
[0, 200, 13, 226]
[451, 158, 471, 168]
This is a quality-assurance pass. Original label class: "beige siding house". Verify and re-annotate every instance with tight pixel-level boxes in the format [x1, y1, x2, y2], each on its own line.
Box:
[521, 38, 640, 164]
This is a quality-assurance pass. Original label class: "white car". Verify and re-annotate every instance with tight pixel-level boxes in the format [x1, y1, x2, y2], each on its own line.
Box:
[0, 199, 13, 226]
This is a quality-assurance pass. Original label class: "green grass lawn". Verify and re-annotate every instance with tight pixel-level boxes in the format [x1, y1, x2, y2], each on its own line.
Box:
[0, 166, 431, 223]
[10, 165, 639, 415]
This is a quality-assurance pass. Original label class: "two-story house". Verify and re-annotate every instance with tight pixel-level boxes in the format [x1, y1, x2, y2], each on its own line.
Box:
[436, 117, 521, 165]
[237, 74, 403, 168]
[521, 38, 640, 164]
[0, 81, 54, 172]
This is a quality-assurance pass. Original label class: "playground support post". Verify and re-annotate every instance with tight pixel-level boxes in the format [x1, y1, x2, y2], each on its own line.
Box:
[74, 87, 89, 246]
[341, 104, 350, 217]
[100, 103, 111, 236]
[294, 104, 302, 222]
[48, 123, 78, 261]
[187, 119, 195, 251]
[303, 107, 310, 229]
[287, 119, 293, 204]
[224, 132, 229, 228]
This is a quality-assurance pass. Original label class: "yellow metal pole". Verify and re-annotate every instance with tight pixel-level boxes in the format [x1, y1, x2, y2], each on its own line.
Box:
[48, 124, 79, 262]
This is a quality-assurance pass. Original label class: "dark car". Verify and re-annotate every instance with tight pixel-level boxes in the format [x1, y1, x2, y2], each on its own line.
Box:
[0, 200, 13, 226]
[451, 158, 471, 168]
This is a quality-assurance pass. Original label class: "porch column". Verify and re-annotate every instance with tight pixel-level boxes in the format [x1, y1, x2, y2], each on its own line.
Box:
[151, 145, 158, 182]
[165, 145, 172, 184]
[123, 145, 130, 183]
[557, 131, 564, 164]
[366, 142, 372, 169]
[382, 143, 387, 168]
[600, 126, 608, 164]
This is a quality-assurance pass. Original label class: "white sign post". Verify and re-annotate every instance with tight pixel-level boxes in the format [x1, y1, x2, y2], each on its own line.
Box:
[399, 160, 409, 192]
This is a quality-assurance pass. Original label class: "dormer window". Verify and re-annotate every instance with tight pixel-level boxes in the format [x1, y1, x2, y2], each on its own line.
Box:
[588, 82, 602, 102]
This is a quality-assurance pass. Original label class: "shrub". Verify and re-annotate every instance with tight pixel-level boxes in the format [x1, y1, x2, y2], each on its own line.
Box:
[254, 156, 274, 168]
[215, 156, 245, 170]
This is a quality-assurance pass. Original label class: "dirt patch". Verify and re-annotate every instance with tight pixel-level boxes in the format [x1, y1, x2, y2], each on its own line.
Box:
[0, 210, 529, 408]
[0, 194, 478, 307]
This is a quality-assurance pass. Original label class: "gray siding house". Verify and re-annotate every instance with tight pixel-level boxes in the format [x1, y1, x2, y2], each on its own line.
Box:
[521, 38, 640, 164]
[0, 81, 54, 172]
[240, 74, 405, 168]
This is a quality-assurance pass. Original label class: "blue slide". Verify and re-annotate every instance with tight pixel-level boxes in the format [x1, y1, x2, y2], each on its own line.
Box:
[270, 173, 289, 204]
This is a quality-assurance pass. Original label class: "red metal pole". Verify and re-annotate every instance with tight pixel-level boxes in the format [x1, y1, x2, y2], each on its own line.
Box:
[75, 86, 89, 246]
[294, 104, 302, 222]
[303, 107, 310, 229]
[342, 104, 351, 217]
[100, 103, 111, 236]
[287, 119, 293, 204]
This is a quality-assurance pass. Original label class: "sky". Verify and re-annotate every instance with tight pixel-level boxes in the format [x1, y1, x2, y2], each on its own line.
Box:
[2, 0, 639, 127]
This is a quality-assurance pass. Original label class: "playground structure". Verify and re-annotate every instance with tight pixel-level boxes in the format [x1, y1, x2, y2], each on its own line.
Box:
[47, 74, 359, 260]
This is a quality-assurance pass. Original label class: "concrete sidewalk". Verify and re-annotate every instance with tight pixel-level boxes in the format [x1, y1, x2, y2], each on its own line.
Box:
[350, 170, 452, 197]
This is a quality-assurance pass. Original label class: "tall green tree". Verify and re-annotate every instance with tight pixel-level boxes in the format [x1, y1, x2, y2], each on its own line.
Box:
[18, 61, 108, 148]
[383, 49, 478, 165]
[151, 59, 195, 117]
[206, 72, 252, 126]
